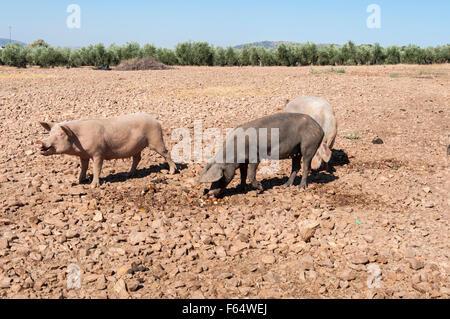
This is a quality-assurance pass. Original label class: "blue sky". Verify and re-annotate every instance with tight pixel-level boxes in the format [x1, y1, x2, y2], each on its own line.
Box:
[1, 0, 449, 48]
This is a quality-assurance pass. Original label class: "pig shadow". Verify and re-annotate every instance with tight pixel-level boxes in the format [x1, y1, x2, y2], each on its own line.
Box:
[100, 163, 188, 184]
[218, 171, 338, 198]
[315, 149, 350, 173]
[216, 150, 348, 198]
[329, 149, 350, 167]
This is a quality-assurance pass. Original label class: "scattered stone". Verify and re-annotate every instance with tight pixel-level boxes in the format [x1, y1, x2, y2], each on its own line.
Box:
[113, 279, 129, 299]
[298, 255, 314, 270]
[440, 286, 450, 296]
[29, 252, 43, 261]
[424, 202, 435, 208]
[128, 232, 147, 245]
[412, 282, 430, 294]
[408, 258, 424, 270]
[261, 255, 276, 265]
[96, 275, 107, 290]
[116, 264, 132, 276]
[351, 254, 369, 265]
[0, 238, 9, 249]
[127, 279, 140, 292]
[173, 281, 186, 288]
[0, 276, 12, 289]
[363, 235, 374, 243]
[372, 138, 384, 144]
[338, 269, 357, 281]
[191, 290, 205, 299]
[298, 220, 320, 242]
[65, 230, 79, 239]
[93, 211, 104, 222]
[215, 246, 227, 258]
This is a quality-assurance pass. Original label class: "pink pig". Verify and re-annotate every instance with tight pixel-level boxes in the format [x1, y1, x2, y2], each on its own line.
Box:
[36, 113, 177, 187]
[285, 96, 337, 170]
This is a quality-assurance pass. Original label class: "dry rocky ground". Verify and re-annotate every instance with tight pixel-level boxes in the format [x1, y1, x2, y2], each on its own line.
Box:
[0, 64, 449, 299]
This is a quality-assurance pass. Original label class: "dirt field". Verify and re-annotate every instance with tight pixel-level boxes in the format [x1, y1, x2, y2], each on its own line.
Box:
[0, 64, 449, 299]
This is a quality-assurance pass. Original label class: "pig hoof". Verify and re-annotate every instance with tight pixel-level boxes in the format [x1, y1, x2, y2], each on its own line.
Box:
[237, 184, 247, 192]
[169, 167, 176, 175]
[252, 182, 263, 191]
[281, 182, 292, 188]
[91, 182, 100, 188]
[79, 176, 90, 184]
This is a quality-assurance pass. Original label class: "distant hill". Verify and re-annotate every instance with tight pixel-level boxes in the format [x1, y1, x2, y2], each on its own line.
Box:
[234, 41, 339, 49]
[0, 38, 26, 46]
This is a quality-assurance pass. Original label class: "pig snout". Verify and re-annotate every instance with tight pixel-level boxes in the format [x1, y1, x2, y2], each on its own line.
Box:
[35, 140, 53, 155]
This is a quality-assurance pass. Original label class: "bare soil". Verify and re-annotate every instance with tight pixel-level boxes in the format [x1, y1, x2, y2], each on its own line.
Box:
[0, 64, 449, 299]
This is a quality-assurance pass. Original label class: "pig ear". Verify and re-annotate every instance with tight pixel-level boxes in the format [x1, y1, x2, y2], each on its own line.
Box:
[199, 164, 223, 183]
[59, 125, 73, 137]
[318, 143, 332, 163]
[39, 121, 54, 131]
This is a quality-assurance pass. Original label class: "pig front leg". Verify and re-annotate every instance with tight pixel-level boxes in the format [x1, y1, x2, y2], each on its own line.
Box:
[248, 162, 263, 191]
[79, 158, 89, 184]
[238, 163, 248, 192]
[300, 154, 313, 190]
[282, 156, 301, 188]
[91, 155, 104, 188]
[128, 153, 141, 177]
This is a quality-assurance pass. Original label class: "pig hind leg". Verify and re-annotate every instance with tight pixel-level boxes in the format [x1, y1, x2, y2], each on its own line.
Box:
[148, 133, 177, 174]
[282, 155, 301, 188]
[128, 152, 142, 177]
[79, 158, 89, 183]
[248, 162, 263, 191]
[299, 144, 316, 190]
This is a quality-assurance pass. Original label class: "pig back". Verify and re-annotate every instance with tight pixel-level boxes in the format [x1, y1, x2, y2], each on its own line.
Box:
[285, 96, 337, 146]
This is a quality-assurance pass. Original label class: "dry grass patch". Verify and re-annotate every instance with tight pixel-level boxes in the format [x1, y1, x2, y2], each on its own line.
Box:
[174, 86, 273, 98]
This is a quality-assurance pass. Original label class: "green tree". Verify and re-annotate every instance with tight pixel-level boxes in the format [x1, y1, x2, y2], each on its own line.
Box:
[175, 42, 193, 65]
[29, 39, 50, 48]
[121, 42, 140, 60]
[238, 46, 250, 66]
[155, 48, 177, 65]
[248, 47, 260, 65]
[213, 47, 227, 66]
[225, 47, 238, 66]
[1, 43, 28, 67]
[299, 42, 318, 65]
[107, 44, 123, 65]
[370, 43, 385, 64]
[434, 45, 450, 63]
[355, 45, 372, 65]
[277, 44, 290, 66]
[401, 44, 422, 64]
[140, 44, 157, 58]
[191, 42, 214, 66]
[340, 41, 357, 65]
[385, 46, 401, 64]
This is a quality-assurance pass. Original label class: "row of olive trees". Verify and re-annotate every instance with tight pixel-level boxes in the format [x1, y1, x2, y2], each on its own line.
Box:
[1, 40, 449, 68]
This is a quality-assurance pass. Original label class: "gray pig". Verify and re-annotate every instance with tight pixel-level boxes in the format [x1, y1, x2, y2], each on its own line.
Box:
[285, 96, 336, 170]
[36, 113, 177, 187]
[199, 113, 328, 196]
